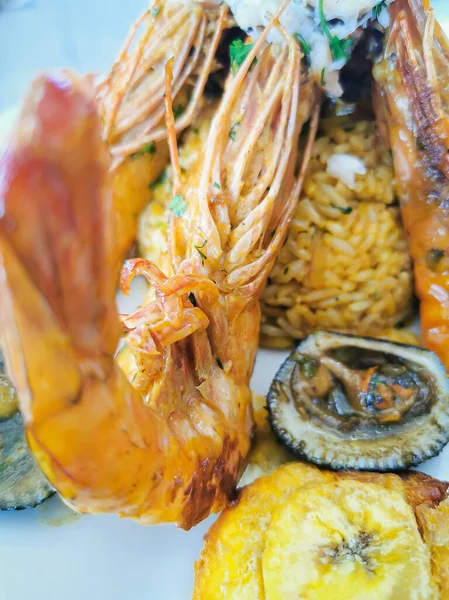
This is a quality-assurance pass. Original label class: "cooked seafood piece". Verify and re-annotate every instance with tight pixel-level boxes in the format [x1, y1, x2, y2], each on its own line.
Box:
[267, 331, 449, 470]
[260, 119, 414, 348]
[0, 414, 54, 511]
[0, 2, 320, 527]
[0, 351, 18, 420]
[373, 0, 449, 369]
[0, 354, 53, 510]
[194, 461, 449, 599]
[138, 99, 219, 273]
[97, 1, 233, 263]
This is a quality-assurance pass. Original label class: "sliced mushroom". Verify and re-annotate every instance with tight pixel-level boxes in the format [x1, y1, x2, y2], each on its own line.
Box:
[267, 332, 449, 471]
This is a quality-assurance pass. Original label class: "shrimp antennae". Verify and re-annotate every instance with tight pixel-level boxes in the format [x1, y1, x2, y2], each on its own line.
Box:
[0, 5, 320, 527]
[97, 2, 230, 167]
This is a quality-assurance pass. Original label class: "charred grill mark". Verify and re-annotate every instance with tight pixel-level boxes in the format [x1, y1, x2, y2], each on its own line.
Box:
[180, 436, 239, 529]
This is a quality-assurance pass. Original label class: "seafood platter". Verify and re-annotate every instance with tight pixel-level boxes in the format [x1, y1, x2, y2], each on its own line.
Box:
[1, 0, 449, 598]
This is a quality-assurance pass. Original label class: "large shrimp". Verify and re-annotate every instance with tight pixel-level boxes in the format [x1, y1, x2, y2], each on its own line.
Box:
[0, 11, 319, 527]
[97, 1, 233, 264]
[373, 0, 449, 368]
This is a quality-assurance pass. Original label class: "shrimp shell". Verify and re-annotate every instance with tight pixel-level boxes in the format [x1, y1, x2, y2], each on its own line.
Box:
[374, 0, 449, 368]
[0, 4, 319, 527]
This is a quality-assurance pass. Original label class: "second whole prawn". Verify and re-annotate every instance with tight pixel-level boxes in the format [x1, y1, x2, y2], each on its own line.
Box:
[0, 8, 319, 527]
[374, 0, 449, 368]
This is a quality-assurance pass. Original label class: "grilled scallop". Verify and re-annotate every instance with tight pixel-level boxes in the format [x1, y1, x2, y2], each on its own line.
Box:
[267, 332, 449, 471]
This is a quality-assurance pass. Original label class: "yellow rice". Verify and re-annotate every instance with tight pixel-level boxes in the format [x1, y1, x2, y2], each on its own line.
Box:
[260, 120, 414, 348]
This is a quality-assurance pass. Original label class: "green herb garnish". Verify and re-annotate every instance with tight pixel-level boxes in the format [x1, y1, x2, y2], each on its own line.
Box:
[319, 0, 353, 61]
[372, 0, 387, 20]
[284, 267, 289, 275]
[216, 357, 224, 369]
[320, 68, 327, 87]
[331, 204, 353, 214]
[141, 142, 156, 154]
[213, 182, 221, 190]
[426, 248, 445, 271]
[193, 128, 199, 135]
[229, 121, 241, 141]
[152, 6, 160, 17]
[131, 142, 156, 159]
[294, 33, 311, 62]
[194, 240, 208, 264]
[169, 194, 187, 217]
[230, 39, 255, 73]
[149, 170, 168, 190]
[173, 105, 185, 119]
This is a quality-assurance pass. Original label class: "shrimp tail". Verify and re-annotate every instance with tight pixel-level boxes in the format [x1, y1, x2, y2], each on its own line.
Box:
[0, 72, 251, 527]
[0, 72, 120, 358]
[0, 71, 128, 505]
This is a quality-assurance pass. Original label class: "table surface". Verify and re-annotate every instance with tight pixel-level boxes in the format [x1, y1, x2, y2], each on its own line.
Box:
[0, 0, 146, 112]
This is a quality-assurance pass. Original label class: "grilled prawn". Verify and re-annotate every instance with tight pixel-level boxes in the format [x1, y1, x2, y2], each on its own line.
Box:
[374, 0, 449, 368]
[0, 11, 318, 527]
[97, 1, 232, 264]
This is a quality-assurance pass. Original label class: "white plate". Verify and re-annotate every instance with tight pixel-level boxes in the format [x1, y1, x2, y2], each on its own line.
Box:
[1, 4, 449, 598]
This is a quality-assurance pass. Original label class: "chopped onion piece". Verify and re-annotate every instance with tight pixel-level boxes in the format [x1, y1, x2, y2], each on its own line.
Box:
[327, 153, 367, 189]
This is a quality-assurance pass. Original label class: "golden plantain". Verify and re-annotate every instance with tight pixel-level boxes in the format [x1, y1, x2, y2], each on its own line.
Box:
[194, 462, 448, 599]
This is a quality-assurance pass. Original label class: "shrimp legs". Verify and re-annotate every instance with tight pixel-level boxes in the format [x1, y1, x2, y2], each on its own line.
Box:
[0, 9, 318, 527]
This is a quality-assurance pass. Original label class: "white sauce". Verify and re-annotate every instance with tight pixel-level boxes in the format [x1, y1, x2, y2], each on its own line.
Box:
[224, 0, 394, 96]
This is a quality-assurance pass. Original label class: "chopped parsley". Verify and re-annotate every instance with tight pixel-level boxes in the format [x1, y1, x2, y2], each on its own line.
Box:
[426, 248, 445, 271]
[319, 0, 353, 62]
[372, 0, 387, 20]
[320, 68, 326, 87]
[169, 194, 187, 217]
[216, 357, 224, 369]
[294, 33, 311, 62]
[193, 128, 199, 135]
[284, 267, 289, 275]
[149, 169, 167, 190]
[173, 105, 185, 119]
[194, 240, 208, 264]
[131, 142, 156, 159]
[331, 204, 353, 214]
[151, 6, 160, 17]
[213, 182, 221, 190]
[229, 121, 241, 141]
[229, 39, 255, 73]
